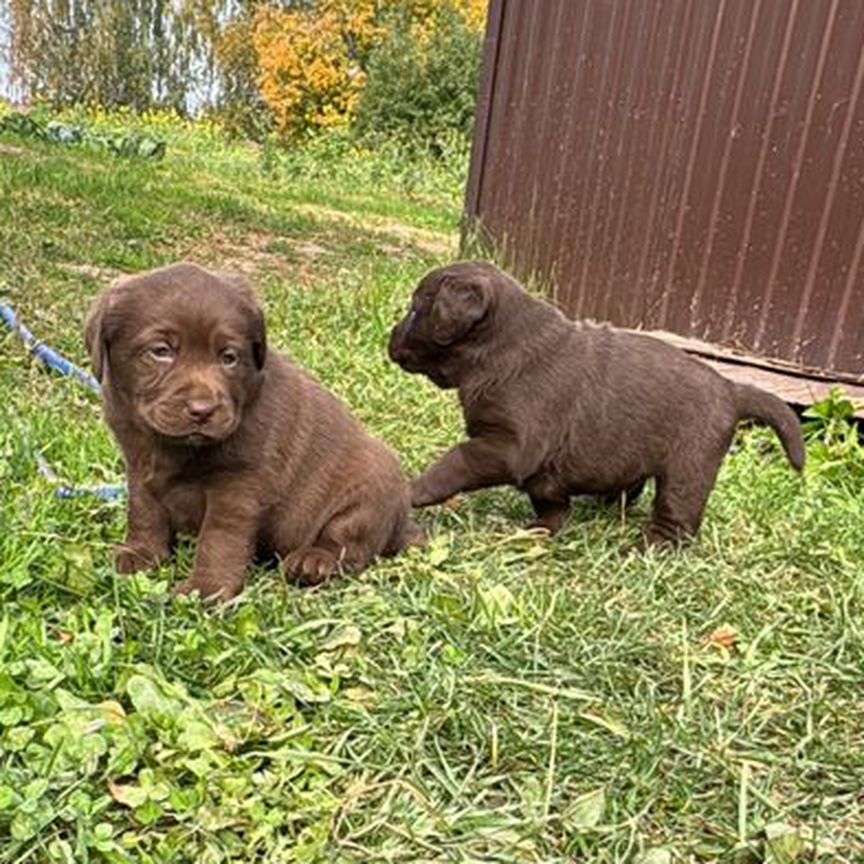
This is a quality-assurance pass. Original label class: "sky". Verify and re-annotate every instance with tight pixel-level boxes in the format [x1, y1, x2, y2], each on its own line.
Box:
[0, 2, 14, 102]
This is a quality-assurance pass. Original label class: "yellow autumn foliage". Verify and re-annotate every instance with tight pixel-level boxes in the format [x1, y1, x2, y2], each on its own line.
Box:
[251, 0, 488, 141]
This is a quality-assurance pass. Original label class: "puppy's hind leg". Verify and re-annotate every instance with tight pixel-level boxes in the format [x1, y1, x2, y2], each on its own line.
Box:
[284, 507, 379, 587]
[528, 495, 571, 535]
[600, 478, 647, 508]
[384, 516, 426, 556]
[644, 462, 721, 547]
[284, 543, 344, 587]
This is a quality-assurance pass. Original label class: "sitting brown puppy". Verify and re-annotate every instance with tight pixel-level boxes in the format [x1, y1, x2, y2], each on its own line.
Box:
[389, 261, 805, 545]
[85, 262, 416, 600]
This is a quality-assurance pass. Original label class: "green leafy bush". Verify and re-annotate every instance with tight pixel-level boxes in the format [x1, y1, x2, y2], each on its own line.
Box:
[354, 6, 483, 155]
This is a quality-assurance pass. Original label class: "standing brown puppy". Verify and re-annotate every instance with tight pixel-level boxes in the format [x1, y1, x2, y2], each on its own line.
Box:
[389, 261, 805, 545]
[86, 262, 416, 600]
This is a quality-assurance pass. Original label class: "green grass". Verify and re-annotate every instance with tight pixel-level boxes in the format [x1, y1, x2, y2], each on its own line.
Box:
[1, 112, 863, 864]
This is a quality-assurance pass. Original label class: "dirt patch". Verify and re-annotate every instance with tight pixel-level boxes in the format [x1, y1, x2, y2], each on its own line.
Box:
[291, 241, 330, 260]
[60, 263, 123, 282]
[178, 229, 316, 283]
[293, 203, 457, 258]
[171, 203, 456, 284]
[0, 143, 30, 158]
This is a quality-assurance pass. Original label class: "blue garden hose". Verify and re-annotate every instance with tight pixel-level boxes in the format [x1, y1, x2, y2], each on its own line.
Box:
[36, 454, 125, 501]
[2, 301, 126, 501]
[0, 302, 102, 395]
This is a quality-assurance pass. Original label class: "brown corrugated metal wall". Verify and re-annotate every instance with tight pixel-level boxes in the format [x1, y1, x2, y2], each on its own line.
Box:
[465, 0, 864, 383]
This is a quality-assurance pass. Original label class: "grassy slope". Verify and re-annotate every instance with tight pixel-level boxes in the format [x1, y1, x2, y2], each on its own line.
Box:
[1, 116, 862, 864]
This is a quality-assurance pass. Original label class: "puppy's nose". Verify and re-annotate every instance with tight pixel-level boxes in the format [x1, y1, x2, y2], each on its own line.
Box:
[388, 332, 406, 362]
[186, 400, 217, 424]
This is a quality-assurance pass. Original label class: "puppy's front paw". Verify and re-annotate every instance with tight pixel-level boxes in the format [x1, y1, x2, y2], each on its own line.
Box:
[113, 543, 167, 575]
[173, 574, 244, 602]
[409, 477, 435, 508]
[284, 547, 338, 587]
[403, 520, 427, 549]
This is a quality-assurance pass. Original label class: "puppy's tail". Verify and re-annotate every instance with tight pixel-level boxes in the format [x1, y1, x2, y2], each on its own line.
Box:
[734, 384, 806, 471]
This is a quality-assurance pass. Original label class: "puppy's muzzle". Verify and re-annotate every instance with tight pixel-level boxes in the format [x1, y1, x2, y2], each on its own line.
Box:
[387, 326, 409, 366]
[186, 398, 218, 425]
[389, 308, 423, 363]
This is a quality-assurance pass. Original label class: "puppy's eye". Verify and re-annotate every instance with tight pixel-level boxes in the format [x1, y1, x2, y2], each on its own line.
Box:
[220, 348, 239, 368]
[148, 342, 174, 362]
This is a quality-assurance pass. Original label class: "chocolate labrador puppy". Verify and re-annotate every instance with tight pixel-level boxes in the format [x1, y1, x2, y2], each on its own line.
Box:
[389, 261, 805, 545]
[86, 262, 417, 600]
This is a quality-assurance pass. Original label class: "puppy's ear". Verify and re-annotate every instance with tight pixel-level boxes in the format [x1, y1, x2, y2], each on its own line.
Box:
[430, 279, 490, 346]
[250, 304, 267, 370]
[83, 284, 121, 382]
[217, 270, 268, 370]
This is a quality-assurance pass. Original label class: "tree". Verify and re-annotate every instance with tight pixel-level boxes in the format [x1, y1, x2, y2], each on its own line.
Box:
[7, 0, 210, 111]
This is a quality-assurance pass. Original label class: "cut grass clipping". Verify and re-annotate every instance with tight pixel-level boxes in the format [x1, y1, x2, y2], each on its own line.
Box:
[1, 109, 863, 863]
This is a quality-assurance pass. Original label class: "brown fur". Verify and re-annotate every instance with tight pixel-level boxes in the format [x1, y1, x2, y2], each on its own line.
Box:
[389, 261, 805, 545]
[86, 262, 417, 600]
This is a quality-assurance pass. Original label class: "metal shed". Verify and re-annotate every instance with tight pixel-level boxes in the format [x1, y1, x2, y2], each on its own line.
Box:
[464, 0, 864, 407]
